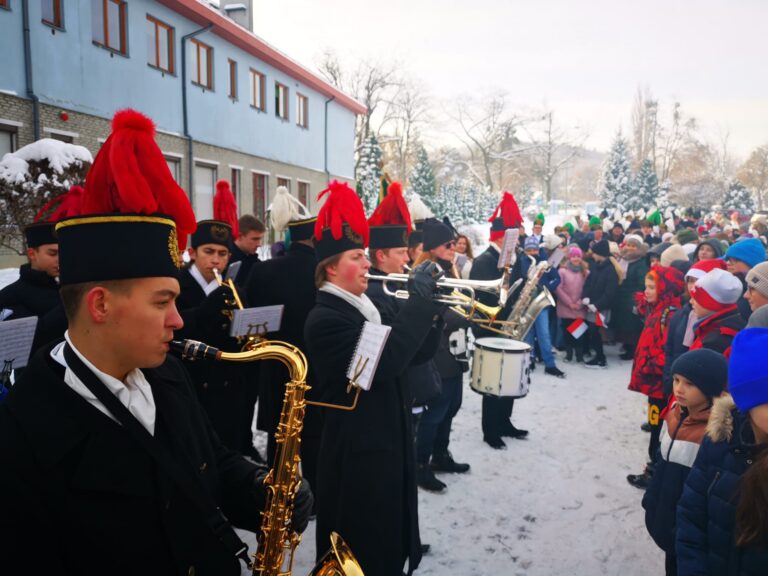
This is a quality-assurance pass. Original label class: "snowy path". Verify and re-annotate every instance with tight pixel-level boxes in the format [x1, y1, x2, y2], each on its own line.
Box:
[241, 343, 662, 576]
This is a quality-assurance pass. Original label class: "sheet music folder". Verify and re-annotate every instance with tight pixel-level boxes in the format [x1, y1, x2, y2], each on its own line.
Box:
[0, 316, 38, 369]
[346, 321, 392, 391]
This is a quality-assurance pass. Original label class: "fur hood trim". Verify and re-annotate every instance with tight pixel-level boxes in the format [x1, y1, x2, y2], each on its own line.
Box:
[707, 394, 736, 443]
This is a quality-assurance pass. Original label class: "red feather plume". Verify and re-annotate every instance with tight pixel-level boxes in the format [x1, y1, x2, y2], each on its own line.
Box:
[368, 181, 412, 231]
[314, 180, 369, 246]
[213, 180, 239, 238]
[488, 191, 523, 228]
[81, 109, 197, 248]
[34, 185, 84, 223]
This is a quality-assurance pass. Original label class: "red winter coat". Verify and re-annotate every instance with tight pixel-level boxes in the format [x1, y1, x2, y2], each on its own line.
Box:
[628, 266, 684, 399]
[688, 306, 745, 358]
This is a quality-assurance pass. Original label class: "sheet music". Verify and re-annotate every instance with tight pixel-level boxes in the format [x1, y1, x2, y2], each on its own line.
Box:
[346, 321, 392, 391]
[497, 229, 519, 269]
[230, 305, 284, 337]
[0, 316, 38, 368]
[547, 247, 567, 269]
[225, 261, 242, 282]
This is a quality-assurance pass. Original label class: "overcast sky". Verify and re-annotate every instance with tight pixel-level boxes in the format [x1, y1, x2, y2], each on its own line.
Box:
[256, 0, 767, 158]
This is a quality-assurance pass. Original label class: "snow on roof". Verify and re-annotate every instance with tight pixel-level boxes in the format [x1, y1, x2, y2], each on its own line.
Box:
[10, 139, 93, 174]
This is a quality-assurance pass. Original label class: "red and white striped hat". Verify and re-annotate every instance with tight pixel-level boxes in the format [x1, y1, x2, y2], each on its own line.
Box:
[685, 258, 728, 281]
[690, 268, 743, 311]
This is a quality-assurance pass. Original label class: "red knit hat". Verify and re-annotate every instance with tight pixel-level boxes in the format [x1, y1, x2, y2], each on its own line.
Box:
[314, 180, 369, 261]
[80, 109, 196, 249]
[368, 181, 412, 249]
[690, 268, 743, 312]
[489, 191, 523, 241]
[213, 179, 239, 238]
[685, 258, 727, 281]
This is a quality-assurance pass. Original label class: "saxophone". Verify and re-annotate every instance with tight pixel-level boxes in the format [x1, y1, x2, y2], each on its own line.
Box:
[171, 339, 363, 576]
[502, 256, 556, 340]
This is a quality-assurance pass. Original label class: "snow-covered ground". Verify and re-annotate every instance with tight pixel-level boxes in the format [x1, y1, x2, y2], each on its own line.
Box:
[0, 268, 661, 576]
[240, 342, 662, 576]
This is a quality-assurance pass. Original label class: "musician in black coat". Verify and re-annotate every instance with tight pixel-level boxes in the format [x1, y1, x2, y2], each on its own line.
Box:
[228, 213, 265, 289]
[0, 222, 67, 352]
[174, 220, 253, 454]
[246, 218, 320, 485]
[304, 181, 443, 576]
[469, 237, 527, 449]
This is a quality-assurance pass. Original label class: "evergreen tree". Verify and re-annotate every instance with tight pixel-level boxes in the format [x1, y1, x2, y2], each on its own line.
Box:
[355, 134, 383, 214]
[409, 146, 437, 203]
[631, 159, 660, 211]
[598, 132, 633, 210]
[657, 179, 672, 211]
[722, 179, 755, 215]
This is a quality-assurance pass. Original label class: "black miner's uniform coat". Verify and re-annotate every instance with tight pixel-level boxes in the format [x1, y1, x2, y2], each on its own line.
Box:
[246, 242, 320, 481]
[0, 346, 266, 576]
[0, 263, 67, 352]
[304, 290, 442, 576]
[469, 245, 524, 439]
[175, 268, 252, 453]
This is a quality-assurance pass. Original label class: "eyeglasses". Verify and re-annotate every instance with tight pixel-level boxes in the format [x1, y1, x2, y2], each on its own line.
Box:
[443, 241, 456, 249]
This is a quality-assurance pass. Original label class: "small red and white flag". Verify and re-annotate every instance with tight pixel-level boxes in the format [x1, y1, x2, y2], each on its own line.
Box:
[595, 310, 607, 328]
[567, 318, 588, 339]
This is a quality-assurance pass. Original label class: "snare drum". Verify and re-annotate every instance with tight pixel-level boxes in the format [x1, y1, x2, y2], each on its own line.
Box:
[470, 337, 531, 398]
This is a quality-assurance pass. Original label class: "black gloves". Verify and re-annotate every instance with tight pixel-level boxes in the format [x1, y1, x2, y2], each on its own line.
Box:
[407, 261, 443, 302]
[291, 478, 314, 534]
[196, 285, 236, 327]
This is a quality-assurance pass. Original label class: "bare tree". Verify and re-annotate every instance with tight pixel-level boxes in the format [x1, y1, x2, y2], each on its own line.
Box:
[524, 110, 588, 202]
[631, 86, 659, 170]
[658, 102, 698, 184]
[737, 144, 768, 210]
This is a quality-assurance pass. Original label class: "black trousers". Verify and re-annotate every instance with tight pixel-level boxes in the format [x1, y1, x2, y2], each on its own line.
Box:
[665, 552, 677, 576]
[481, 396, 515, 439]
[560, 318, 585, 361]
[648, 396, 666, 462]
[587, 321, 605, 360]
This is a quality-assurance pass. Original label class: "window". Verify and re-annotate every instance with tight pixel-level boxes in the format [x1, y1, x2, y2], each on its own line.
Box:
[249, 69, 265, 111]
[194, 164, 217, 220]
[228, 59, 237, 99]
[0, 0, 10, 9]
[252, 173, 268, 223]
[275, 82, 288, 120]
[296, 93, 308, 128]
[165, 156, 181, 183]
[42, 0, 63, 28]
[190, 39, 213, 89]
[48, 132, 73, 144]
[231, 167, 241, 208]
[92, 0, 127, 55]
[0, 127, 17, 158]
[277, 176, 290, 191]
[298, 181, 309, 208]
[146, 15, 174, 74]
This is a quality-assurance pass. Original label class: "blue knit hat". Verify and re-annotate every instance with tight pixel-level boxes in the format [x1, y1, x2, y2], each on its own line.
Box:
[524, 236, 540, 251]
[725, 238, 767, 269]
[670, 349, 728, 398]
[728, 327, 768, 413]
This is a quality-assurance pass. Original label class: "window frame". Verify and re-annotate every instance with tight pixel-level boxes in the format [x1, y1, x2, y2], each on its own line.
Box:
[93, 0, 128, 56]
[249, 68, 266, 112]
[0, 124, 19, 157]
[252, 171, 269, 224]
[0, 0, 10, 11]
[228, 59, 238, 100]
[230, 166, 242, 209]
[296, 92, 308, 129]
[275, 82, 289, 121]
[146, 14, 174, 75]
[42, 0, 64, 29]
[276, 176, 291, 191]
[297, 180, 310, 208]
[190, 38, 214, 90]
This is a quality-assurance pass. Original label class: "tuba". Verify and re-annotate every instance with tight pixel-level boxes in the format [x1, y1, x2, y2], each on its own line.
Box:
[501, 256, 556, 340]
[171, 338, 363, 576]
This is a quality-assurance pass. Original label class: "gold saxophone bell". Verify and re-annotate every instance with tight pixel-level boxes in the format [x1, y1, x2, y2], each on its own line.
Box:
[307, 532, 365, 576]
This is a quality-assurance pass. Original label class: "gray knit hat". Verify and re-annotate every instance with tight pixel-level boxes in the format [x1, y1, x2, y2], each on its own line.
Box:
[745, 261, 768, 299]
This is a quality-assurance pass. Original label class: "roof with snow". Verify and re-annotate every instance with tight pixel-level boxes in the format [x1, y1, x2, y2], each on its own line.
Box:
[162, 0, 366, 115]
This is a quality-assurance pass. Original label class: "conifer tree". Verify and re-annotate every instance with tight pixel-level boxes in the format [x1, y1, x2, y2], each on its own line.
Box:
[631, 159, 660, 211]
[598, 132, 633, 210]
[355, 134, 383, 214]
[722, 179, 755, 215]
[409, 146, 437, 202]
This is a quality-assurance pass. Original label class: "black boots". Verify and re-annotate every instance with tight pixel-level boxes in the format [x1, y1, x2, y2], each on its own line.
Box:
[417, 463, 446, 492]
[430, 450, 470, 473]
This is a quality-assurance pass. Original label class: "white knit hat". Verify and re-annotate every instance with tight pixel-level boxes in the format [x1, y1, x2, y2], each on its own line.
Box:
[691, 268, 743, 311]
[746, 262, 768, 299]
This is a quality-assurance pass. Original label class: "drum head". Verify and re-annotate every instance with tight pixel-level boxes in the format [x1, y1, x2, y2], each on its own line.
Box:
[475, 337, 530, 352]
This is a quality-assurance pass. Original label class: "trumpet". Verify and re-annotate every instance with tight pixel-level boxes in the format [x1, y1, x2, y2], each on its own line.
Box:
[213, 267, 244, 310]
[365, 272, 504, 308]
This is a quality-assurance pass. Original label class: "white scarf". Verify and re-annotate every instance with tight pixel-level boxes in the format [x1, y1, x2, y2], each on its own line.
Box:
[320, 282, 382, 324]
[189, 263, 219, 296]
[51, 332, 157, 435]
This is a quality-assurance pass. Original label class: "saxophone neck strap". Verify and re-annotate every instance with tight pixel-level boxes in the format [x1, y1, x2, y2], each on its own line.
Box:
[62, 344, 251, 567]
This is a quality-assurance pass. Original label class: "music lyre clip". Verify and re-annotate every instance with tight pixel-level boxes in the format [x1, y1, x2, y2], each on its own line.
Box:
[305, 355, 367, 412]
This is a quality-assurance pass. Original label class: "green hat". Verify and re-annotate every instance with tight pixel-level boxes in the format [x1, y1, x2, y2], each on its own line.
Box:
[534, 212, 545, 225]
[676, 228, 699, 245]
[588, 215, 602, 229]
[648, 210, 662, 226]
[563, 222, 575, 235]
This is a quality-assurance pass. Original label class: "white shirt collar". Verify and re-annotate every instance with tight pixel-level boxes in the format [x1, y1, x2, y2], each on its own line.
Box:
[189, 263, 219, 296]
[51, 332, 157, 435]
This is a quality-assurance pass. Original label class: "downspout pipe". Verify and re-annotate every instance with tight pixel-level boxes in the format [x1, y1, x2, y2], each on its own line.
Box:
[181, 23, 213, 201]
[22, 0, 40, 141]
[324, 96, 335, 183]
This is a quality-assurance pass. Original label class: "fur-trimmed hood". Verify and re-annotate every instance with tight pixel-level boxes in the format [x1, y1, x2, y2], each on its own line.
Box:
[707, 394, 736, 443]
